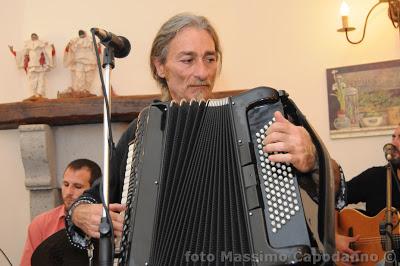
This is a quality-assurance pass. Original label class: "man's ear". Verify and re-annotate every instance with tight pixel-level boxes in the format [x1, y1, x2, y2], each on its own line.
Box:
[153, 58, 166, 78]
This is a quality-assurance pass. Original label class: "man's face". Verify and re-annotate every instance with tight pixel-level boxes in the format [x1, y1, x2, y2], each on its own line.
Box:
[61, 167, 91, 209]
[154, 27, 218, 101]
[392, 126, 400, 159]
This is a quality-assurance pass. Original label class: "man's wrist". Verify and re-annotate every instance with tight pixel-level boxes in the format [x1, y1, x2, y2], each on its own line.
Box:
[65, 197, 96, 249]
[68, 199, 94, 225]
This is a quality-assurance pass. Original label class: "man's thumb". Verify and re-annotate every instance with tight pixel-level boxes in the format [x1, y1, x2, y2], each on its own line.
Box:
[274, 111, 287, 123]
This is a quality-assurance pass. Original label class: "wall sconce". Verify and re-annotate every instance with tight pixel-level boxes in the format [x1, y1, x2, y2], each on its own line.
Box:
[337, 0, 400, 44]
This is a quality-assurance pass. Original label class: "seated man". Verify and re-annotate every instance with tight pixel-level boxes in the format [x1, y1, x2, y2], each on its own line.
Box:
[336, 124, 400, 264]
[20, 159, 101, 266]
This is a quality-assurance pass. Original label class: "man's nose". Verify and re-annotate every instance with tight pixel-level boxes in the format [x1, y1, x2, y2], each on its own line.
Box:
[393, 139, 400, 149]
[193, 60, 209, 80]
[392, 137, 400, 150]
[65, 186, 74, 196]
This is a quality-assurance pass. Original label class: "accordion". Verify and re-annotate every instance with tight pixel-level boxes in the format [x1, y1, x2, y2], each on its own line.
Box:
[117, 87, 335, 265]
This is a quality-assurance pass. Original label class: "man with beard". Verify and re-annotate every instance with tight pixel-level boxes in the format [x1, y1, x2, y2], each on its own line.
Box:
[336, 124, 400, 265]
[20, 159, 101, 266]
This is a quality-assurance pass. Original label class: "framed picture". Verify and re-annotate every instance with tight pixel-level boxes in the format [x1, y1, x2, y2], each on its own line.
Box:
[326, 59, 400, 139]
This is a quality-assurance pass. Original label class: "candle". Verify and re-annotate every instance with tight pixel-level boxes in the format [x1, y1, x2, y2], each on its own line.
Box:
[341, 16, 349, 29]
[340, 1, 350, 28]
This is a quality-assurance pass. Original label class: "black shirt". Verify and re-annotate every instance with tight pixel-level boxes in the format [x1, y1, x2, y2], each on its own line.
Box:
[347, 166, 400, 217]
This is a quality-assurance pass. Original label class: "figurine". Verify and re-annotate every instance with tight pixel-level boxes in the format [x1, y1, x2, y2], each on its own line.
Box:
[61, 30, 100, 98]
[9, 33, 56, 101]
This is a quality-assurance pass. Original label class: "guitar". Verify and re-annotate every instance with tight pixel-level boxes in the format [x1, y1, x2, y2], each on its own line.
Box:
[337, 208, 400, 266]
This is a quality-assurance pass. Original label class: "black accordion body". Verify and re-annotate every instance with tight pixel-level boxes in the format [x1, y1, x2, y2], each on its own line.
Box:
[117, 87, 335, 265]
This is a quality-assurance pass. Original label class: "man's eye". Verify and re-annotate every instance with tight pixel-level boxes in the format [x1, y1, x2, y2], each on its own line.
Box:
[181, 58, 193, 64]
[206, 56, 216, 63]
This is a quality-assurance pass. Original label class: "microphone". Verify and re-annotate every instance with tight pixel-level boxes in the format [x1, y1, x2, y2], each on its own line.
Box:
[383, 143, 398, 161]
[91, 28, 131, 58]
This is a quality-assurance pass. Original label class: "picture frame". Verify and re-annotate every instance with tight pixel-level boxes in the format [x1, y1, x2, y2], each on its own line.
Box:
[326, 59, 400, 139]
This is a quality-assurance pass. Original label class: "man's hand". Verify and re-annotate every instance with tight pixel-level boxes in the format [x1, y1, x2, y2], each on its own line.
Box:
[263, 111, 316, 173]
[71, 203, 126, 238]
[335, 233, 361, 266]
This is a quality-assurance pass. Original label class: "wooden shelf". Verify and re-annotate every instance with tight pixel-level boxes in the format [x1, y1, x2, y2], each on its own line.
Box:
[0, 90, 242, 130]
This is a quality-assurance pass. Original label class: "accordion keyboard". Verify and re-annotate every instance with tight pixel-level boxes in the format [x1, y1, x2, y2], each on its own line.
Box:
[247, 103, 310, 250]
[255, 119, 301, 234]
[114, 142, 135, 257]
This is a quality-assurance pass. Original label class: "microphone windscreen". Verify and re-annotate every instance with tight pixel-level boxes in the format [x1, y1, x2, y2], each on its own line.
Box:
[114, 36, 131, 58]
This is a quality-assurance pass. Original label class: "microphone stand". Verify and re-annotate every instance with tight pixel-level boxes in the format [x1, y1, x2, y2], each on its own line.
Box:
[99, 46, 115, 266]
[383, 159, 397, 266]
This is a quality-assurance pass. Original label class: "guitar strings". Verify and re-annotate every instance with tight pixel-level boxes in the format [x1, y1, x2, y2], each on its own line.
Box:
[352, 235, 400, 245]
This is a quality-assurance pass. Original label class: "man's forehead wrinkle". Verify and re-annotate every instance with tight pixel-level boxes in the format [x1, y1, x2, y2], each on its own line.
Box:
[175, 50, 216, 57]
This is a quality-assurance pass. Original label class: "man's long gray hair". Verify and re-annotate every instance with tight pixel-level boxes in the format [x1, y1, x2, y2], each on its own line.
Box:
[150, 13, 222, 101]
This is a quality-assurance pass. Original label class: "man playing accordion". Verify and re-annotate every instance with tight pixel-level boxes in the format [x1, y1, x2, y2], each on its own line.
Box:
[65, 13, 346, 265]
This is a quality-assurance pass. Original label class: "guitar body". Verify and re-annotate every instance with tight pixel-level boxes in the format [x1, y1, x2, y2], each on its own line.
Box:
[337, 208, 400, 266]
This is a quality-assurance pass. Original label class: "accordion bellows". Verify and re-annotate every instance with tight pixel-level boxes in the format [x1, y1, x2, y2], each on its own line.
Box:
[117, 87, 333, 266]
